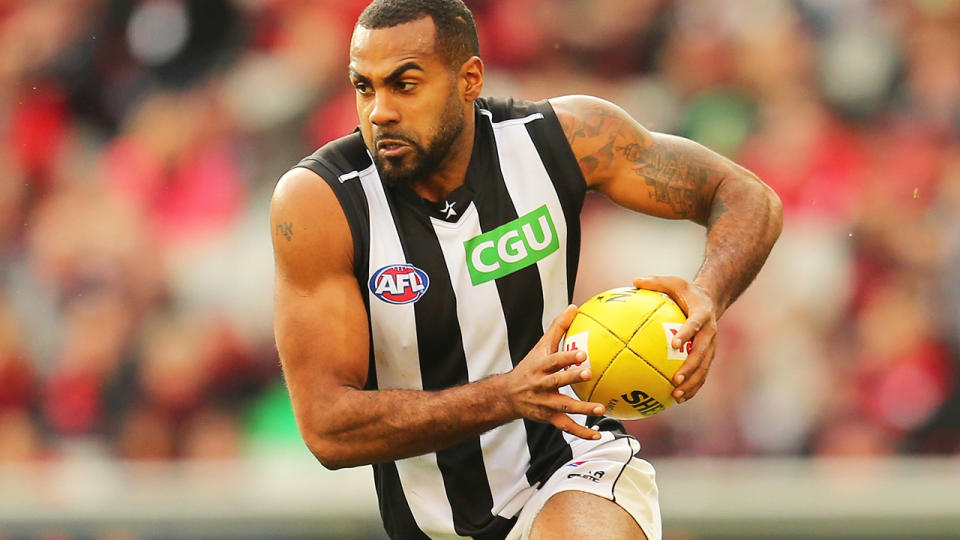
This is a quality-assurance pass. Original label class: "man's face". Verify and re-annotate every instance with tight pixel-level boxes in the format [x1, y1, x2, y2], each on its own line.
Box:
[349, 17, 466, 186]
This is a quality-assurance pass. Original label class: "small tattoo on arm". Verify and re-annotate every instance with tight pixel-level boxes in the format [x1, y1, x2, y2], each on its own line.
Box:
[276, 221, 293, 241]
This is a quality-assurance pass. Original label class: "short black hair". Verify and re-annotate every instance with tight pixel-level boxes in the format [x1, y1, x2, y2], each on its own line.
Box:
[357, 0, 479, 68]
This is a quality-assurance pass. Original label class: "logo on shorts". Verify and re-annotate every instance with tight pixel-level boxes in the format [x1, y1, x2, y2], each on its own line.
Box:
[369, 264, 429, 304]
[567, 469, 605, 483]
[463, 205, 559, 285]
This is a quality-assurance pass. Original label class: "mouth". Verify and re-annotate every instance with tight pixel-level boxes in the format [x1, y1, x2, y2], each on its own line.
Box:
[376, 138, 412, 158]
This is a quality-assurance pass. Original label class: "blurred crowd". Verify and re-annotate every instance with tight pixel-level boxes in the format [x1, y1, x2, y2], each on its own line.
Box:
[1, 0, 959, 469]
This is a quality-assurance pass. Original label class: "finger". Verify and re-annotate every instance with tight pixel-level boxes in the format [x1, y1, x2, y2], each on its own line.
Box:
[543, 304, 579, 353]
[671, 312, 709, 349]
[677, 344, 716, 401]
[671, 321, 715, 386]
[545, 349, 587, 373]
[550, 413, 602, 440]
[543, 365, 593, 389]
[548, 394, 605, 416]
[674, 340, 716, 402]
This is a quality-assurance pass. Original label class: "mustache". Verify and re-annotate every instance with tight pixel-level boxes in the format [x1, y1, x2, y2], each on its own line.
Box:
[374, 133, 418, 147]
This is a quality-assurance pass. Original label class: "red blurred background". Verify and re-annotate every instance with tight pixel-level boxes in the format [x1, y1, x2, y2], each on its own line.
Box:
[1, 0, 959, 490]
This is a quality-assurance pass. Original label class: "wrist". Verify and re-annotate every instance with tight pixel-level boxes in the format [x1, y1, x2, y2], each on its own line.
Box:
[478, 371, 520, 422]
[692, 276, 726, 319]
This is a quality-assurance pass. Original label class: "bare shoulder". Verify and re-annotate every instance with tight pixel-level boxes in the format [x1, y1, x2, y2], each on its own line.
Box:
[548, 95, 655, 188]
[270, 167, 353, 288]
[271, 166, 342, 221]
[550, 95, 632, 139]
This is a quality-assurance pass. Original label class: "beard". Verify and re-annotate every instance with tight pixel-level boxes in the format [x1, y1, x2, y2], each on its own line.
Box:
[372, 93, 465, 187]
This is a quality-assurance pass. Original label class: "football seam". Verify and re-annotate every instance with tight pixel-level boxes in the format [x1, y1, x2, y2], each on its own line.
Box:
[623, 302, 680, 386]
[577, 300, 676, 401]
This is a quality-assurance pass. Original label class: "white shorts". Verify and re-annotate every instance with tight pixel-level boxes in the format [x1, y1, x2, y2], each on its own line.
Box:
[506, 435, 662, 540]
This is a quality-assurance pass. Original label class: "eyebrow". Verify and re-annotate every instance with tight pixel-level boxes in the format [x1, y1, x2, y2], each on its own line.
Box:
[349, 62, 425, 87]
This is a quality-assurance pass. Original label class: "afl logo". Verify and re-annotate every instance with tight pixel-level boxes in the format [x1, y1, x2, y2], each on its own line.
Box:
[369, 264, 430, 304]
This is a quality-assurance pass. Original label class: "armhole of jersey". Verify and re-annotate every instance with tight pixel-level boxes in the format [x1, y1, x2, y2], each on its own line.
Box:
[528, 100, 588, 213]
[525, 99, 588, 300]
[292, 159, 370, 289]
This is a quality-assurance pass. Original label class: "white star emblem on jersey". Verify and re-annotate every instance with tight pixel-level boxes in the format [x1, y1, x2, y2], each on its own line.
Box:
[441, 200, 457, 220]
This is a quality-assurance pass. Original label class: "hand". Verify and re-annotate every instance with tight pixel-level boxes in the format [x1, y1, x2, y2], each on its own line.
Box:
[505, 305, 606, 440]
[633, 276, 718, 403]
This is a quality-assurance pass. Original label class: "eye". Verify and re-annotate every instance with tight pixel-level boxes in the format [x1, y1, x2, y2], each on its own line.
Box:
[396, 81, 417, 93]
[353, 82, 372, 96]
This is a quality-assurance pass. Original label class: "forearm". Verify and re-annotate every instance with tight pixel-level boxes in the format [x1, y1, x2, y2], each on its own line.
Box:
[693, 173, 783, 317]
[305, 374, 516, 469]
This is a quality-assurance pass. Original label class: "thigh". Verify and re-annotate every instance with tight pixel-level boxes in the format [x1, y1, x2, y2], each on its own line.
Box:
[530, 490, 647, 540]
[506, 437, 662, 540]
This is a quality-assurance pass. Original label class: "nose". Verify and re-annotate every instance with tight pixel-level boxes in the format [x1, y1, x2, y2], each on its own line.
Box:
[369, 91, 400, 126]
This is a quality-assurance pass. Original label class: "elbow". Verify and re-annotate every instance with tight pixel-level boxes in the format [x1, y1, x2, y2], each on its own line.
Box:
[289, 389, 369, 470]
[303, 432, 360, 470]
[310, 443, 345, 471]
[734, 171, 783, 241]
[303, 433, 345, 470]
[764, 183, 784, 240]
[317, 455, 350, 471]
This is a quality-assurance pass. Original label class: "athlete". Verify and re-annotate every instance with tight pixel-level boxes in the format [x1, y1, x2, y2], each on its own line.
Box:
[271, 1, 782, 539]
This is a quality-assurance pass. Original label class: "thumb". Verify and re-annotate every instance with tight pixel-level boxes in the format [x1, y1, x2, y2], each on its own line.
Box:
[633, 276, 668, 291]
[633, 276, 690, 315]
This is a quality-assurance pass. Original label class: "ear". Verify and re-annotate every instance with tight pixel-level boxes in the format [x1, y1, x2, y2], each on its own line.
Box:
[459, 56, 484, 101]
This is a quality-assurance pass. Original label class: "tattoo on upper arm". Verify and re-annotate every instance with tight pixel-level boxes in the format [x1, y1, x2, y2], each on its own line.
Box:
[276, 221, 294, 241]
[620, 142, 720, 220]
[581, 138, 616, 177]
[560, 103, 627, 176]
[560, 103, 624, 147]
[560, 100, 723, 221]
[629, 148, 701, 217]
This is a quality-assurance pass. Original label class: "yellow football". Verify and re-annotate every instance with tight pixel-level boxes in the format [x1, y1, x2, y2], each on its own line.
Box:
[560, 287, 691, 420]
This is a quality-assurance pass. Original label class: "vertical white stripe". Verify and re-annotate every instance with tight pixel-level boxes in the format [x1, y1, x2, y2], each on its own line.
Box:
[484, 112, 593, 446]
[430, 205, 534, 518]
[358, 165, 468, 540]
[483, 112, 569, 333]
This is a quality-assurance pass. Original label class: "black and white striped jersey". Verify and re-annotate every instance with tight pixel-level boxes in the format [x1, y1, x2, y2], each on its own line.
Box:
[294, 97, 636, 539]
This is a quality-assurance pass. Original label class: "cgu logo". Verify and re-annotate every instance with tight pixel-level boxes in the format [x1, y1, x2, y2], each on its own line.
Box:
[369, 264, 430, 304]
[463, 205, 559, 285]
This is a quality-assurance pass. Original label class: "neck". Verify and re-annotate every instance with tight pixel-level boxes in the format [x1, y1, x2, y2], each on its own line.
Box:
[409, 108, 476, 202]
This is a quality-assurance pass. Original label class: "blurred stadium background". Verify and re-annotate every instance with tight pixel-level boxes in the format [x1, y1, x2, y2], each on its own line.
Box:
[1, 0, 959, 538]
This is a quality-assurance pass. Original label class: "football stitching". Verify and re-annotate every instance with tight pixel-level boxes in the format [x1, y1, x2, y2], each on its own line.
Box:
[626, 303, 681, 386]
[575, 299, 674, 404]
[570, 311, 622, 402]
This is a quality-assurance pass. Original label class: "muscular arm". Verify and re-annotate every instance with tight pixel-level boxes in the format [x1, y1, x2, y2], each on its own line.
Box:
[551, 95, 782, 400]
[271, 168, 601, 469]
[551, 94, 782, 316]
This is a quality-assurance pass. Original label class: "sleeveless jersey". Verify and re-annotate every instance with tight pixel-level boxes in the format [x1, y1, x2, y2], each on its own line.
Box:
[294, 97, 636, 539]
